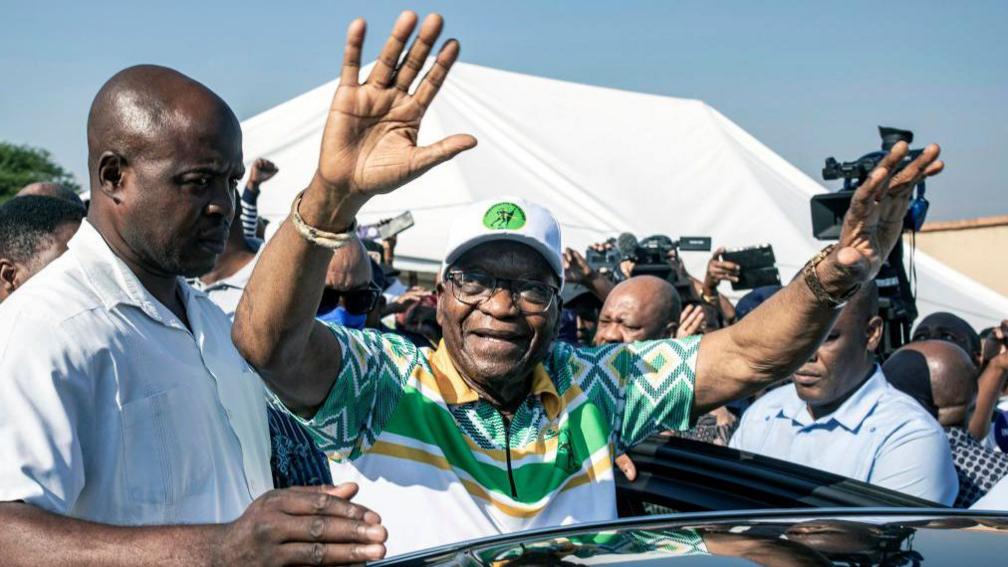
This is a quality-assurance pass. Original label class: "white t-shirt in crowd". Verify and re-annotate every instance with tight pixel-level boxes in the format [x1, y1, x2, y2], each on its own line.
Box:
[0, 220, 272, 525]
[192, 249, 261, 320]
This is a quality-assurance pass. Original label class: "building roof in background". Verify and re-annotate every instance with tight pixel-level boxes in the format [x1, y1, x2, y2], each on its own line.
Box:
[921, 215, 1008, 233]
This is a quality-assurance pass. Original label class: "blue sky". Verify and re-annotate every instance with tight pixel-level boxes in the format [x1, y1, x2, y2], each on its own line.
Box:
[2, 0, 1005, 221]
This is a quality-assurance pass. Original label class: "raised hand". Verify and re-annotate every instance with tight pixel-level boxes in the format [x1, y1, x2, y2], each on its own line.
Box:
[703, 247, 740, 294]
[677, 303, 706, 338]
[563, 247, 594, 285]
[314, 12, 476, 209]
[825, 142, 943, 290]
[990, 321, 1008, 371]
[248, 158, 279, 187]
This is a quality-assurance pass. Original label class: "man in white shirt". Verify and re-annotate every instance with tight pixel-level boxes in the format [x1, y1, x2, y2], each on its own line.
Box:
[0, 64, 386, 564]
[730, 282, 959, 504]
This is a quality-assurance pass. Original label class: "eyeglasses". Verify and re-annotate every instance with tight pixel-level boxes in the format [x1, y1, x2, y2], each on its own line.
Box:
[445, 270, 558, 314]
[320, 281, 383, 315]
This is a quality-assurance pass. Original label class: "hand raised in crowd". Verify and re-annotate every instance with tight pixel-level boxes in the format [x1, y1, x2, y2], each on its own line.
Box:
[703, 247, 740, 293]
[563, 247, 595, 284]
[990, 320, 1008, 371]
[825, 142, 944, 291]
[307, 11, 477, 230]
[677, 303, 707, 338]
[214, 483, 387, 565]
[248, 157, 279, 189]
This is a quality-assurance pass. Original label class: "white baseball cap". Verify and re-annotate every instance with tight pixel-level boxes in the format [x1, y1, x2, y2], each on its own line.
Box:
[442, 197, 564, 289]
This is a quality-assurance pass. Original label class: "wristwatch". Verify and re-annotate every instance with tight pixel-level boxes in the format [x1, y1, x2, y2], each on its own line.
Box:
[802, 244, 860, 308]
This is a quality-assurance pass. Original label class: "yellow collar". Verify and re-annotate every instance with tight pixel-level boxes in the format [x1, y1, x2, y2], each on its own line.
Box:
[429, 341, 562, 420]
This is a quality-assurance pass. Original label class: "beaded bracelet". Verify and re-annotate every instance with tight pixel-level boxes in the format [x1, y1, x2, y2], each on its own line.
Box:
[289, 190, 358, 249]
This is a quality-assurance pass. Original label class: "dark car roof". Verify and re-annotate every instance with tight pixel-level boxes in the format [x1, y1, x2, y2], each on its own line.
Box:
[375, 508, 1008, 566]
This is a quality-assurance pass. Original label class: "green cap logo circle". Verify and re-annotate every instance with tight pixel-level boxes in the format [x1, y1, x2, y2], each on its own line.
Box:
[482, 202, 526, 230]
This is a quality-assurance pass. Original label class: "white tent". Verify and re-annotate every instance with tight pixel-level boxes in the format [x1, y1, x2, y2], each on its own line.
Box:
[239, 62, 1008, 330]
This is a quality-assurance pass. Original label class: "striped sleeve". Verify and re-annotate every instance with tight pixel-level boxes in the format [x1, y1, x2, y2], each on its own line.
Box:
[241, 188, 259, 239]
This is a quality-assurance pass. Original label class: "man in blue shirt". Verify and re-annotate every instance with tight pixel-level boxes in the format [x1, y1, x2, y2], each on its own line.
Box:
[730, 282, 958, 504]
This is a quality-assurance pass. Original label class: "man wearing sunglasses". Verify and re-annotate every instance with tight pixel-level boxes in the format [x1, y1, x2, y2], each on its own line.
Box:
[232, 10, 945, 558]
[317, 259, 385, 328]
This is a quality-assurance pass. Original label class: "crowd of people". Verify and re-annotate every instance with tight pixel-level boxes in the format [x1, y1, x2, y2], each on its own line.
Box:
[0, 9, 1004, 565]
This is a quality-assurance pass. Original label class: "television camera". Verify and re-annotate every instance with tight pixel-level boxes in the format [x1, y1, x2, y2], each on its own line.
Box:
[585, 233, 711, 297]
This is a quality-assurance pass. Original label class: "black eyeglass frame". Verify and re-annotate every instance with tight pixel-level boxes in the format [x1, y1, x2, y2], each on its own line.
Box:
[331, 281, 383, 315]
[444, 269, 560, 314]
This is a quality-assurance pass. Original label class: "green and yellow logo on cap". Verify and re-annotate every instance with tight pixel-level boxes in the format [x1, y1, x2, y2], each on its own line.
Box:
[483, 202, 526, 230]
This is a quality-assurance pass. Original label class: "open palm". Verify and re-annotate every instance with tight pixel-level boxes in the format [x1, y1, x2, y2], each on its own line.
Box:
[317, 12, 477, 198]
[833, 141, 944, 285]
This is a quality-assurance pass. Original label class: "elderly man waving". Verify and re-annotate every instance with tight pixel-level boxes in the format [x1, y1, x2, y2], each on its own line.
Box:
[233, 11, 944, 557]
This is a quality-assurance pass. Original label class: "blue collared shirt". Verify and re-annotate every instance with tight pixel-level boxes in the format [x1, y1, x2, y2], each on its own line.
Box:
[730, 366, 958, 505]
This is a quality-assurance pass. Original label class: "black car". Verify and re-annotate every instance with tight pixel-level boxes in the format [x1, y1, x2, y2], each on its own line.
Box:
[614, 436, 936, 515]
[377, 436, 997, 565]
[378, 509, 1008, 566]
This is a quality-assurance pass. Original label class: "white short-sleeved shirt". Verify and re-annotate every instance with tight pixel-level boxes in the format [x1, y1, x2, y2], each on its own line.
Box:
[730, 366, 958, 505]
[192, 250, 261, 319]
[0, 220, 272, 525]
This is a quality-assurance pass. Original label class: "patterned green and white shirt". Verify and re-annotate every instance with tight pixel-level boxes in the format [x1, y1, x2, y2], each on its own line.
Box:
[289, 326, 699, 557]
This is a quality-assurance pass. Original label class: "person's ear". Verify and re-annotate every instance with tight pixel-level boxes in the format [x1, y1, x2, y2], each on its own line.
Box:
[866, 315, 885, 352]
[435, 284, 446, 327]
[0, 259, 20, 299]
[665, 321, 679, 339]
[96, 151, 128, 203]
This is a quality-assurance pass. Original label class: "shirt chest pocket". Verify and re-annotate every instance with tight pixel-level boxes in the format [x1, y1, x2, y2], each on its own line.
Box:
[120, 387, 214, 521]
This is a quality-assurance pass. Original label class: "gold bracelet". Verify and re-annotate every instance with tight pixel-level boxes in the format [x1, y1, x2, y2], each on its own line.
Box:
[289, 190, 358, 249]
[802, 244, 860, 308]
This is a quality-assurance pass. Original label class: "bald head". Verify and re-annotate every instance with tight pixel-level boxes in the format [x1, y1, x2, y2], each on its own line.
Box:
[84, 64, 243, 279]
[17, 183, 84, 208]
[885, 340, 978, 427]
[594, 275, 682, 345]
[87, 64, 239, 190]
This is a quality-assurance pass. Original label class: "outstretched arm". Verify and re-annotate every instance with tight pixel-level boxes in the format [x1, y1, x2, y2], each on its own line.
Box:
[692, 143, 944, 415]
[0, 502, 220, 567]
[233, 12, 476, 413]
[1, 484, 387, 566]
